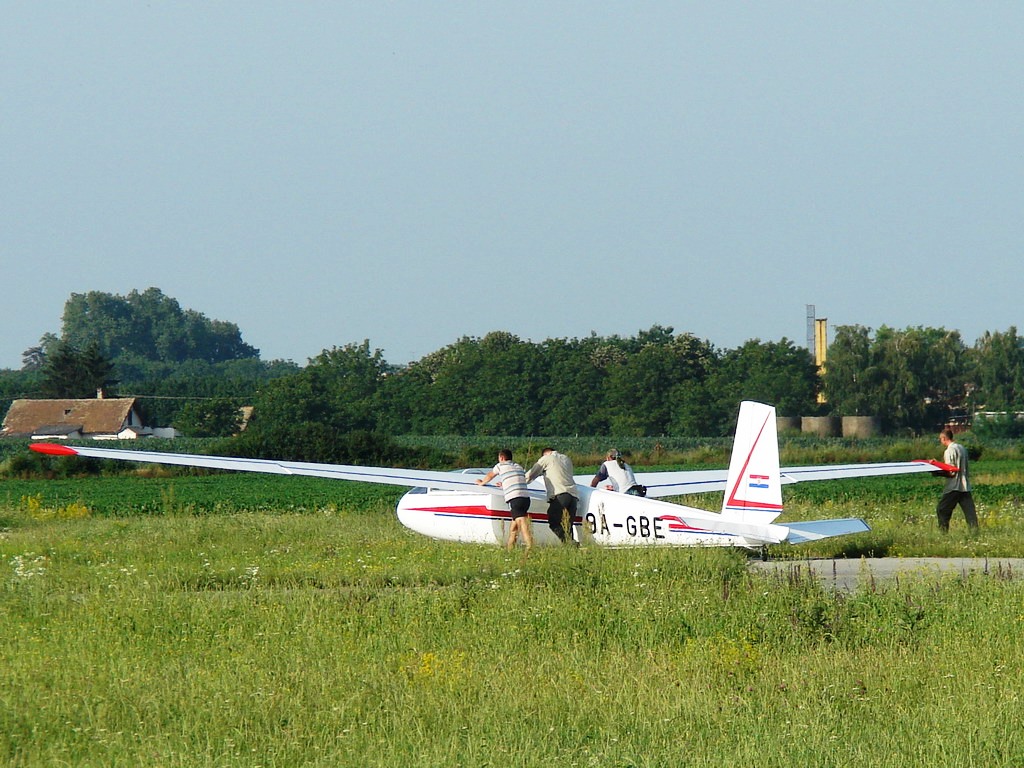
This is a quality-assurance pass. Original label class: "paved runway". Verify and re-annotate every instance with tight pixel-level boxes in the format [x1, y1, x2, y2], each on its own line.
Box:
[749, 557, 1024, 591]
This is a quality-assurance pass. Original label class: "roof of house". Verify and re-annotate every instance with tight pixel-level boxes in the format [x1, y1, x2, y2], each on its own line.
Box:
[1, 398, 140, 438]
[33, 423, 85, 437]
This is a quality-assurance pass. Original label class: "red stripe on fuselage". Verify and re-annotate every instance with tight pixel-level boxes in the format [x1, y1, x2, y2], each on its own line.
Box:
[405, 505, 580, 524]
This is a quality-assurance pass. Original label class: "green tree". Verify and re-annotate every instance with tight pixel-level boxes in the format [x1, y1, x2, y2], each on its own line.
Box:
[876, 326, 966, 431]
[228, 342, 431, 465]
[537, 335, 615, 435]
[0, 368, 41, 420]
[709, 339, 819, 421]
[173, 398, 244, 438]
[21, 347, 46, 372]
[247, 341, 389, 436]
[970, 327, 1024, 411]
[21, 334, 58, 372]
[61, 292, 135, 355]
[824, 325, 966, 434]
[38, 342, 116, 399]
[603, 328, 718, 436]
[822, 325, 882, 417]
[388, 333, 547, 435]
[61, 288, 258, 364]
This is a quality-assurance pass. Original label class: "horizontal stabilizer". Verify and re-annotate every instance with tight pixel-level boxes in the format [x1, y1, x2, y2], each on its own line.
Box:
[783, 518, 870, 544]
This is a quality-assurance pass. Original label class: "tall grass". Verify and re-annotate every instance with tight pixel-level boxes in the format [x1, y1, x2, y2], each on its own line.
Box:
[2, 492, 1024, 766]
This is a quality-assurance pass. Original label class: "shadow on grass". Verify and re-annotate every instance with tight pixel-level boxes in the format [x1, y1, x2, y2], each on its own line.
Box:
[761, 533, 896, 561]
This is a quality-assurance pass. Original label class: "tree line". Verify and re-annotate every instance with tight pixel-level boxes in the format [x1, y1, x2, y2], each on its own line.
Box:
[3, 290, 1024, 443]
[824, 325, 1024, 436]
[236, 325, 1024, 442]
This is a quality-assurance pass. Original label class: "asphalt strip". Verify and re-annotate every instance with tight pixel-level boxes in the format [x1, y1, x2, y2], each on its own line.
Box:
[749, 557, 1024, 591]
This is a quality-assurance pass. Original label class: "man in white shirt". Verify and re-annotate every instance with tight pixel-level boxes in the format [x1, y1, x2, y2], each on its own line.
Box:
[936, 429, 978, 531]
[525, 447, 579, 544]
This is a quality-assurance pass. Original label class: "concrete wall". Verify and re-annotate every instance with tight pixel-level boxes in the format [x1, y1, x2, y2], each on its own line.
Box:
[801, 415, 840, 437]
[842, 416, 880, 438]
[776, 416, 801, 434]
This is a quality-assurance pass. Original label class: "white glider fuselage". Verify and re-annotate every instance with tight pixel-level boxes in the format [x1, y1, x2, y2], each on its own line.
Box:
[396, 484, 784, 548]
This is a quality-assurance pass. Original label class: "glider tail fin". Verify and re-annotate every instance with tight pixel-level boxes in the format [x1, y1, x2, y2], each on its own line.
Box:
[720, 401, 784, 525]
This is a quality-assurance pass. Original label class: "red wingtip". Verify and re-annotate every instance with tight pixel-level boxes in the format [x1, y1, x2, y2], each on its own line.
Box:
[30, 443, 79, 456]
[916, 458, 958, 473]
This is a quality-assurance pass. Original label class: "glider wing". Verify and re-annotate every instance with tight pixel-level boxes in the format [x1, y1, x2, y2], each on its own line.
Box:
[29, 443, 524, 496]
[30, 444, 954, 500]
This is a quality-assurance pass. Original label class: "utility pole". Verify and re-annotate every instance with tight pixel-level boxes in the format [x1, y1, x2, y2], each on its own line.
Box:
[806, 304, 815, 354]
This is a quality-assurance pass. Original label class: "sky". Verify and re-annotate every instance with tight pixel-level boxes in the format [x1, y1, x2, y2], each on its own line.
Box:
[3, 3, 1023, 370]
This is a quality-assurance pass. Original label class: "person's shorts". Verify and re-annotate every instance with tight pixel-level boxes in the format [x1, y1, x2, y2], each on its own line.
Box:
[508, 497, 531, 520]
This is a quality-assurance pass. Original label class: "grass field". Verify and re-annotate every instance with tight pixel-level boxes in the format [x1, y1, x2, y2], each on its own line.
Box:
[2, 461, 1024, 765]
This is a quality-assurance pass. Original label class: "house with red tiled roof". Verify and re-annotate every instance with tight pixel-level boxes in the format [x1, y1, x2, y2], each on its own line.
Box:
[1, 398, 150, 440]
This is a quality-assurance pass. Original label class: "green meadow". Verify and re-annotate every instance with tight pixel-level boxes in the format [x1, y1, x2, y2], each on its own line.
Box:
[1, 462, 1024, 766]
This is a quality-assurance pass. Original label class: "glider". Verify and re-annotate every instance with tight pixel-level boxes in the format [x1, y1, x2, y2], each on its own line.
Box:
[30, 401, 952, 549]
